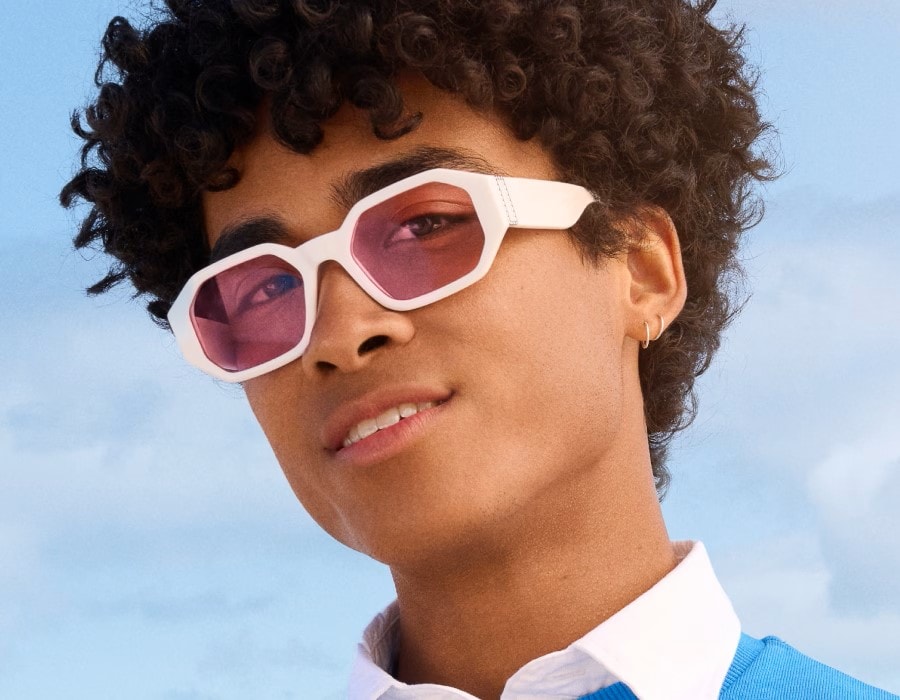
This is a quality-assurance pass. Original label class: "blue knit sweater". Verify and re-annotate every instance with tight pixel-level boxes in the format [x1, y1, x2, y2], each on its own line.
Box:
[577, 633, 899, 699]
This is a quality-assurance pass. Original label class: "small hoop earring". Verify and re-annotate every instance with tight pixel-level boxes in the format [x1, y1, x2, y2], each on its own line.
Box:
[642, 315, 666, 350]
[653, 314, 666, 341]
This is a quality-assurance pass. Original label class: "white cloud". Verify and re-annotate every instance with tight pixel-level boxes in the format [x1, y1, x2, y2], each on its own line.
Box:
[808, 424, 900, 519]
[806, 419, 900, 615]
[716, 532, 900, 693]
[0, 386, 297, 530]
[697, 191, 900, 472]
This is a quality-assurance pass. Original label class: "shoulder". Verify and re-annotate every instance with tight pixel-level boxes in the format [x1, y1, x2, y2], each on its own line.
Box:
[720, 634, 899, 700]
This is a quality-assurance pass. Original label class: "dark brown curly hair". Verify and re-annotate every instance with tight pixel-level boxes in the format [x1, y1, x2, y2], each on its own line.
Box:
[61, 0, 775, 498]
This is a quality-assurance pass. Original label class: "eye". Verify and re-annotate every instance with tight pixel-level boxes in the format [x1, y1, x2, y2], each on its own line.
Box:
[403, 214, 453, 237]
[237, 273, 302, 313]
[386, 212, 475, 246]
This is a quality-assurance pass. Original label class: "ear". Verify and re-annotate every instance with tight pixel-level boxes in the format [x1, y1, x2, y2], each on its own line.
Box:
[620, 207, 687, 348]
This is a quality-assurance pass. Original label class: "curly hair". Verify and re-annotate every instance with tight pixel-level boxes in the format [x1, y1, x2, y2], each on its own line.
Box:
[61, 0, 775, 498]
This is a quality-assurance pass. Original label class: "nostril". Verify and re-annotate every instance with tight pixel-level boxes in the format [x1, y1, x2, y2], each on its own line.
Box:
[358, 335, 389, 355]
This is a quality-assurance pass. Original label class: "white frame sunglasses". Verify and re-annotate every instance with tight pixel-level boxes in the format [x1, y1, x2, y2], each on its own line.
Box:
[168, 168, 597, 382]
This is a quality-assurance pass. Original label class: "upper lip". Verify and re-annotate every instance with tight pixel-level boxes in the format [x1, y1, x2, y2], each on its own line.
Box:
[322, 385, 453, 451]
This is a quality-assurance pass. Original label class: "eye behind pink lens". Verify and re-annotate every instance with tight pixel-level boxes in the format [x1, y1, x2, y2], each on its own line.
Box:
[351, 183, 485, 300]
[190, 255, 306, 372]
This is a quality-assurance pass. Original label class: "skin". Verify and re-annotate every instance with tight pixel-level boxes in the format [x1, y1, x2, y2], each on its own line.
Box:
[203, 75, 687, 699]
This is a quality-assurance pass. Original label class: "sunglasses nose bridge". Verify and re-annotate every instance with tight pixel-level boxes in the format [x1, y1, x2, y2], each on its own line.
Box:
[294, 229, 364, 307]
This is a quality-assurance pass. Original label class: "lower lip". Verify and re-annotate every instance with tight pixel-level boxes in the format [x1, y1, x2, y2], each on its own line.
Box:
[332, 397, 452, 467]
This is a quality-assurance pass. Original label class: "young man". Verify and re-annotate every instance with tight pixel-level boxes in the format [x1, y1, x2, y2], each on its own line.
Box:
[62, 0, 898, 698]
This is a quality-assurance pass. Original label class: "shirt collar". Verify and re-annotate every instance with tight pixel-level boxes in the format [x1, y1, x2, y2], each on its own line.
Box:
[568, 540, 741, 699]
[349, 604, 404, 700]
[348, 540, 741, 700]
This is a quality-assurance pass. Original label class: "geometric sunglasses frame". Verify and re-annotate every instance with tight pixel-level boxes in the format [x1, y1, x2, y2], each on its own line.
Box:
[167, 168, 598, 383]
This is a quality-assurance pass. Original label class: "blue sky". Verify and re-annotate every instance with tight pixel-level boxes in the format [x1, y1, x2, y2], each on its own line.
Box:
[1, 1, 899, 698]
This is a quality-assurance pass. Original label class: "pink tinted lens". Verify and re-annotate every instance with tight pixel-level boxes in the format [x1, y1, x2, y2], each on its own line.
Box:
[351, 183, 485, 300]
[191, 255, 305, 372]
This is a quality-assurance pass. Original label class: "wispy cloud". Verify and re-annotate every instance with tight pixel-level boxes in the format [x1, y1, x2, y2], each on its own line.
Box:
[697, 190, 900, 472]
[808, 419, 900, 615]
[86, 591, 275, 622]
[716, 532, 900, 692]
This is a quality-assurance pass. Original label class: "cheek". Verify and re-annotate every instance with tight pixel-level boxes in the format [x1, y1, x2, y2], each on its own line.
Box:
[243, 376, 354, 544]
[475, 233, 625, 378]
[243, 376, 294, 459]
[448, 236, 628, 470]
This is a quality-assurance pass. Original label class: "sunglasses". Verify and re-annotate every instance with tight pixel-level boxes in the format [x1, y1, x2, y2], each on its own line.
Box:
[168, 168, 597, 382]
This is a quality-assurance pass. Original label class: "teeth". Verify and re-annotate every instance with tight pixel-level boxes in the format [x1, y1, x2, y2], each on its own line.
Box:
[341, 400, 443, 448]
[357, 418, 378, 440]
[375, 407, 401, 429]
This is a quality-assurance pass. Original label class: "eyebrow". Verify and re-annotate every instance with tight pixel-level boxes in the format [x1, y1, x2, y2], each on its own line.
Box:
[208, 146, 498, 264]
[208, 216, 291, 263]
[330, 146, 497, 210]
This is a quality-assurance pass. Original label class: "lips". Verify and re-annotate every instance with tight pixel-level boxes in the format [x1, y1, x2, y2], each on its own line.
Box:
[322, 387, 454, 452]
[342, 399, 448, 448]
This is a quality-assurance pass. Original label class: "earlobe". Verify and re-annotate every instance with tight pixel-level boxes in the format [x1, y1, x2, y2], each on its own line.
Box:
[622, 207, 687, 346]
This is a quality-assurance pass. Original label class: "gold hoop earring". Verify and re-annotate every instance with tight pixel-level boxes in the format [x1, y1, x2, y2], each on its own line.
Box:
[642, 315, 666, 350]
[653, 314, 666, 341]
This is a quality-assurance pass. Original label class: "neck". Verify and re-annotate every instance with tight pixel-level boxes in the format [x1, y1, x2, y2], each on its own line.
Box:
[389, 457, 676, 700]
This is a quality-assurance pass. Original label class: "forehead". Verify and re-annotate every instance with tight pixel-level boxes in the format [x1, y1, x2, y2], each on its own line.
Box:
[201, 75, 558, 248]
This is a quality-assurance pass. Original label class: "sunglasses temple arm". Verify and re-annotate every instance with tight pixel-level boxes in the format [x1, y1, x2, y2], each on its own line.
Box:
[500, 178, 598, 230]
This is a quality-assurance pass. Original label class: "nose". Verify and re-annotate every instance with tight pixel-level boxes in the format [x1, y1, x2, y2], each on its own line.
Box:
[300, 261, 416, 377]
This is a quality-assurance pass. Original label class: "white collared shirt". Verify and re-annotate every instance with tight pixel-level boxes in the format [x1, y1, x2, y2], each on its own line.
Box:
[348, 541, 741, 700]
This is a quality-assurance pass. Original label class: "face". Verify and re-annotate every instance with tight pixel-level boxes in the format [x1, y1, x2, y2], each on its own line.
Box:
[202, 77, 639, 571]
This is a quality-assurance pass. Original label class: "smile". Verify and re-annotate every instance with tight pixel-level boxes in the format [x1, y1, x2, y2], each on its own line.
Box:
[342, 400, 446, 448]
